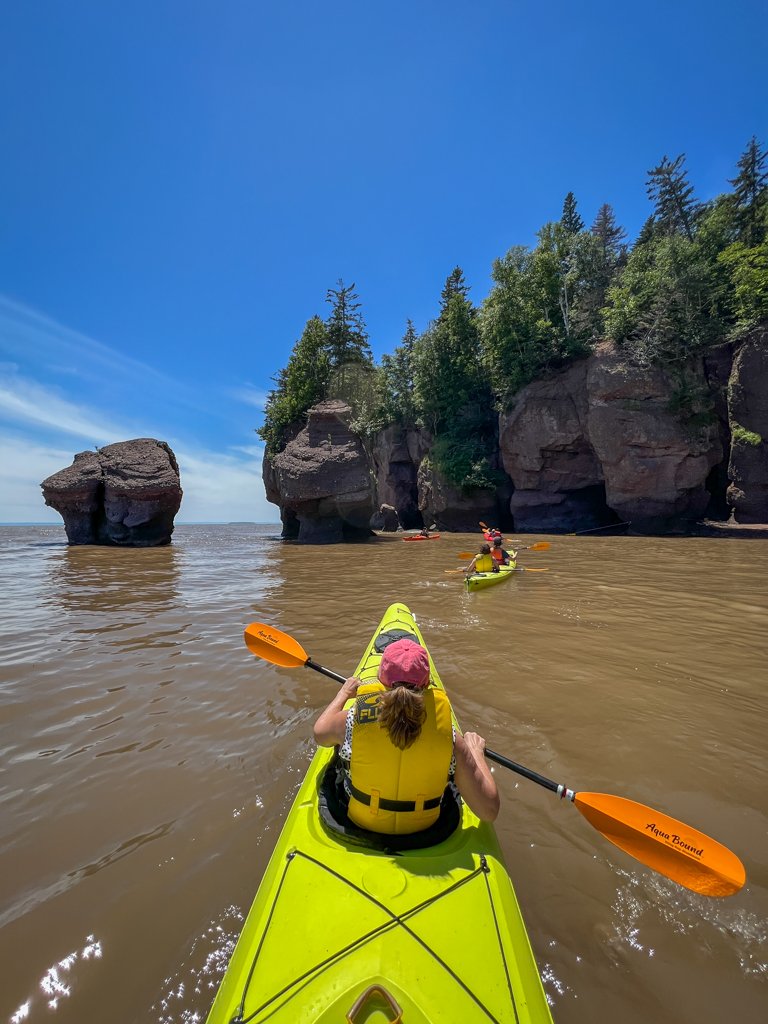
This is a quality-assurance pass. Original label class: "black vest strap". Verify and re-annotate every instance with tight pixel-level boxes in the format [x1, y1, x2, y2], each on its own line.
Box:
[346, 779, 442, 812]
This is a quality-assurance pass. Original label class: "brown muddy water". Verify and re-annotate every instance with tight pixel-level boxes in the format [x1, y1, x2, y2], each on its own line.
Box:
[1, 524, 766, 1023]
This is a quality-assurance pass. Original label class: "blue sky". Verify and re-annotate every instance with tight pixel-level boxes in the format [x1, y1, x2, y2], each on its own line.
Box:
[1, 1, 766, 523]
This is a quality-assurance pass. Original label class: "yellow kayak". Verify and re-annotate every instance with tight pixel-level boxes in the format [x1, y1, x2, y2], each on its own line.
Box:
[465, 561, 517, 592]
[206, 602, 553, 1023]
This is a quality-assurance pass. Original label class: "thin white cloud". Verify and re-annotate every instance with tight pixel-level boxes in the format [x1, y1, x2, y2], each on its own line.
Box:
[230, 384, 270, 410]
[0, 433, 73, 522]
[0, 294, 176, 389]
[164, 446, 277, 523]
[230, 444, 266, 458]
[0, 370, 127, 442]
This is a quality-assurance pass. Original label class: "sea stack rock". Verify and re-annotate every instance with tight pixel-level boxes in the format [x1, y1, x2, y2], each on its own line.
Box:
[41, 438, 183, 546]
[266, 399, 375, 542]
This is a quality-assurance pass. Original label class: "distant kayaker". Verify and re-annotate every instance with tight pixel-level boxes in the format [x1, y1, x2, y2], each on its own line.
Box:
[313, 637, 500, 834]
[419, 526, 432, 537]
[464, 542, 499, 576]
[491, 536, 514, 565]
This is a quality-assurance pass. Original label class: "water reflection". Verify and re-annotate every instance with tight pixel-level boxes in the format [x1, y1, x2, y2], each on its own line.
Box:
[44, 545, 182, 616]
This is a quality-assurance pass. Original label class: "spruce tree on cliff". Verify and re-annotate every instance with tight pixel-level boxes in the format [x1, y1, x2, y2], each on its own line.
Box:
[378, 319, 418, 425]
[561, 192, 585, 235]
[440, 266, 471, 310]
[324, 279, 375, 412]
[646, 154, 698, 241]
[605, 155, 724, 364]
[592, 203, 627, 263]
[414, 269, 497, 488]
[717, 137, 768, 328]
[729, 136, 768, 248]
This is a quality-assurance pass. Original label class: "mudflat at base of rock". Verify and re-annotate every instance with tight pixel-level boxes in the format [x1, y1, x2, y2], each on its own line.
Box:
[41, 439, 183, 546]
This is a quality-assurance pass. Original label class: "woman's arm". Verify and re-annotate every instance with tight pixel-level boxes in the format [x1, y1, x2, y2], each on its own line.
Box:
[313, 676, 361, 746]
[453, 731, 500, 821]
[464, 556, 477, 576]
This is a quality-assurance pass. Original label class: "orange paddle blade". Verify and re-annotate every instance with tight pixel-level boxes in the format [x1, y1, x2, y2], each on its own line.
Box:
[244, 622, 309, 669]
[574, 793, 746, 897]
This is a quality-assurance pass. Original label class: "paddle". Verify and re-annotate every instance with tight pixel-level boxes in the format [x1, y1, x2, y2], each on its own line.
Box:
[243, 622, 746, 898]
[457, 542, 551, 558]
[445, 567, 550, 574]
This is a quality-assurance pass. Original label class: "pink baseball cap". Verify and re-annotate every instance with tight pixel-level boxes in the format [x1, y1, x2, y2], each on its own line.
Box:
[378, 638, 430, 689]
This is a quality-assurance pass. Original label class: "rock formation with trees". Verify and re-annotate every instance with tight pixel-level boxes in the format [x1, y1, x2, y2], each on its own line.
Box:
[259, 139, 768, 541]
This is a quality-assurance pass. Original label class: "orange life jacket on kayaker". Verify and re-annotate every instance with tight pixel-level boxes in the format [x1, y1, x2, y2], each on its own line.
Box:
[346, 682, 453, 835]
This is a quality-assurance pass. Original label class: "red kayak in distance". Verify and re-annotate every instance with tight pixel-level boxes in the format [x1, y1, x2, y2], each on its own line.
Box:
[402, 533, 441, 542]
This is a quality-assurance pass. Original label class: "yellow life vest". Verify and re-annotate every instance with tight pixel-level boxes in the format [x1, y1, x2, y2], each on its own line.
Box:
[474, 553, 495, 573]
[347, 682, 453, 835]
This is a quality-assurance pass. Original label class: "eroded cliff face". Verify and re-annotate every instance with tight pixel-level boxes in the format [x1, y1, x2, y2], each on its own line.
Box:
[499, 345, 723, 533]
[263, 328, 767, 539]
[371, 425, 428, 530]
[41, 439, 182, 546]
[727, 328, 768, 523]
[265, 400, 375, 543]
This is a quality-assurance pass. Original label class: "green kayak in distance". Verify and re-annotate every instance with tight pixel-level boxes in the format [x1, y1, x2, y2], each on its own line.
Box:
[465, 561, 517, 592]
[205, 602, 553, 1024]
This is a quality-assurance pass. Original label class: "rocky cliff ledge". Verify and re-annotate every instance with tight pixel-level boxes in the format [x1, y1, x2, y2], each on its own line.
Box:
[263, 328, 767, 540]
[42, 438, 182, 546]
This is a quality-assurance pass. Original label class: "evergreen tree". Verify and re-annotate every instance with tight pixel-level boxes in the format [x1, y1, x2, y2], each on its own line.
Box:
[413, 272, 497, 488]
[591, 203, 627, 262]
[604, 235, 723, 365]
[439, 266, 470, 312]
[325, 279, 373, 368]
[728, 136, 768, 247]
[561, 191, 585, 234]
[258, 316, 330, 455]
[634, 215, 657, 248]
[324, 279, 375, 412]
[646, 154, 698, 241]
[377, 320, 418, 425]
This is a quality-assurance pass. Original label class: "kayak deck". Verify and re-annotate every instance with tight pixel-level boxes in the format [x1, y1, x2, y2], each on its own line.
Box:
[206, 603, 552, 1023]
[465, 562, 517, 592]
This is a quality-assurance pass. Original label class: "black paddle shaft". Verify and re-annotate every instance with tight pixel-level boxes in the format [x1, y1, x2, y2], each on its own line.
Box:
[305, 658, 346, 684]
[485, 749, 564, 795]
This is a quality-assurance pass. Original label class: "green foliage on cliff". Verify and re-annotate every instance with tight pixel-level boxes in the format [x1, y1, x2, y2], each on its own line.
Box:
[259, 137, 768, 487]
[732, 422, 763, 446]
[259, 316, 330, 455]
[258, 282, 375, 456]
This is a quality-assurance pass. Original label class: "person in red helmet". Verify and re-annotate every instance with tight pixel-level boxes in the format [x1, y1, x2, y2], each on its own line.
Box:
[313, 637, 499, 835]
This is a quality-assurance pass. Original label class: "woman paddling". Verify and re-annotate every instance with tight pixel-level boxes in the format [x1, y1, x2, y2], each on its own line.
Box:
[313, 638, 499, 835]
